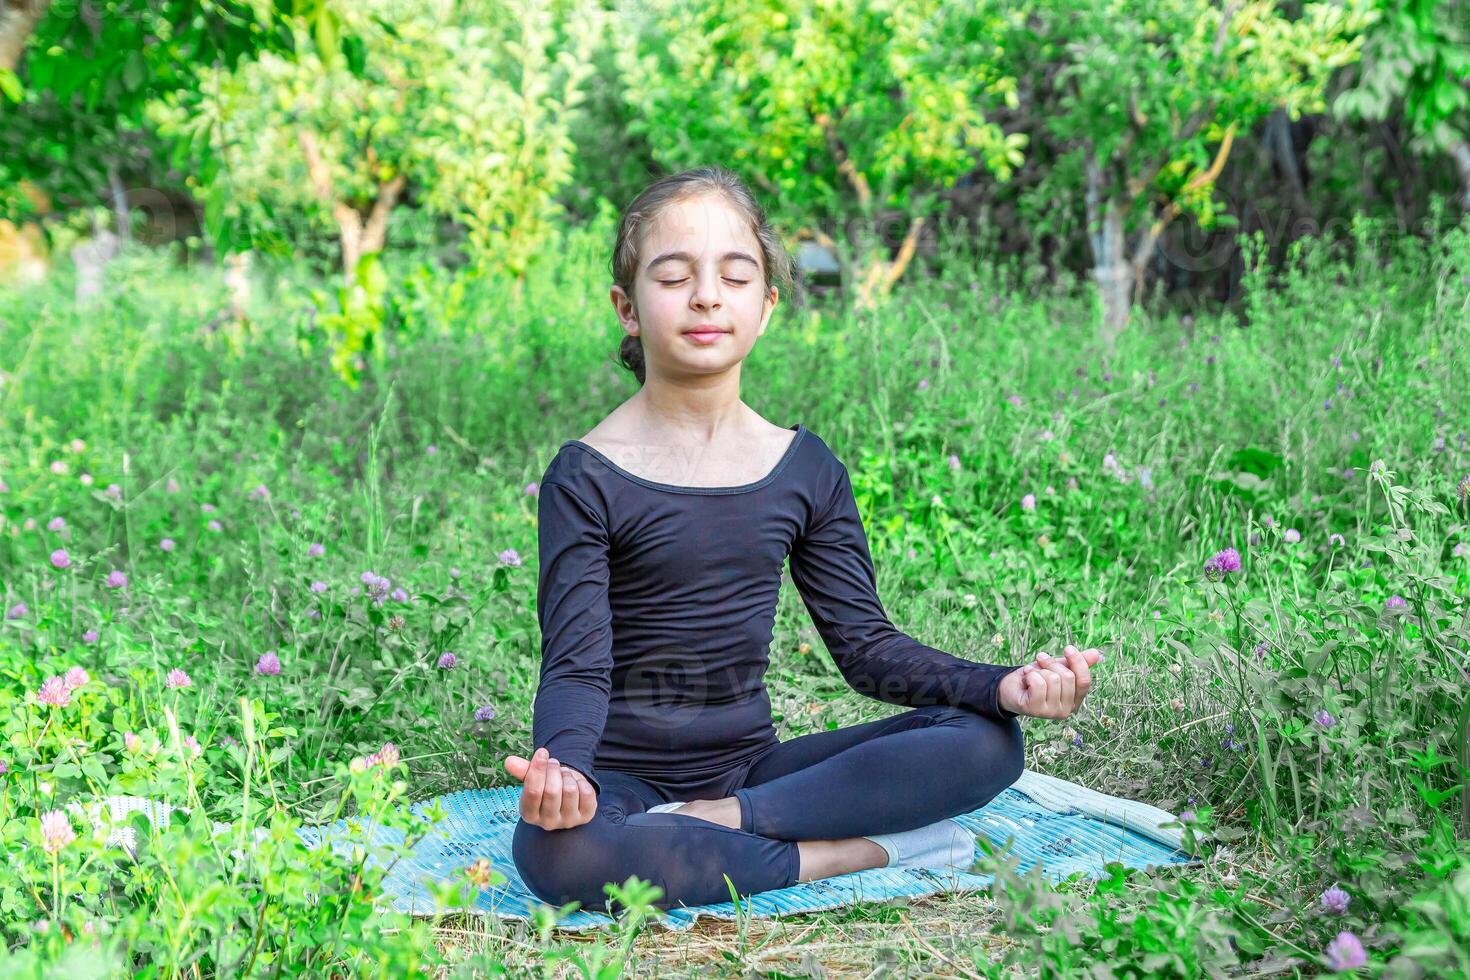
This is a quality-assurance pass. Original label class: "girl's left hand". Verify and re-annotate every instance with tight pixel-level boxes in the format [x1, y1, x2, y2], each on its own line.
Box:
[997, 645, 1102, 720]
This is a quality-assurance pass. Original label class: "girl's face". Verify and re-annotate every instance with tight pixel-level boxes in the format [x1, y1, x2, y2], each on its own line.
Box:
[612, 194, 778, 381]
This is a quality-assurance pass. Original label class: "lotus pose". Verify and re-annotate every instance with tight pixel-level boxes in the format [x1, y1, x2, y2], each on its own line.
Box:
[504, 166, 1101, 913]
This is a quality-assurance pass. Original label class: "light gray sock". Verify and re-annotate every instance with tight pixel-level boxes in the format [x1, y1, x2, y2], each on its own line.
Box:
[647, 801, 689, 813]
[862, 818, 976, 870]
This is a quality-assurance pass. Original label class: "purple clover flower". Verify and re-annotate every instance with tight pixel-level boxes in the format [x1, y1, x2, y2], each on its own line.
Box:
[1329, 533, 1345, 547]
[1384, 595, 1407, 610]
[1283, 528, 1300, 543]
[255, 651, 282, 676]
[498, 548, 522, 568]
[438, 652, 457, 670]
[308, 543, 325, 557]
[82, 628, 99, 644]
[310, 581, 328, 593]
[49, 549, 71, 570]
[1203, 547, 1241, 581]
[1324, 931, 1366, 971]
[165, 668, 192, 689]
[37, 676, 71, 707]
[1319, 885, 1350, 914]
[361, 572, 392, 605]
[107, 570, 127, 589]
[474, 704, 497, 722]
[390, 587, 409, 603]
[524, 481, 540, 497]
[47, 517, 66, 532]
[6, 601, 27, 620]
[159, 538, 176, 553]
[1314, 707, 1336, 728]
[207, 520, 222, 532]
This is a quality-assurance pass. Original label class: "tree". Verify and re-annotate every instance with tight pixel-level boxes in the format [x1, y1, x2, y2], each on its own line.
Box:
[1333, 0, 1470, 209]
[998, 0, 1370, 349]
[0, 0, 287, 224]
[149, 0, 600, 287]
[616, 0, 1026, 310]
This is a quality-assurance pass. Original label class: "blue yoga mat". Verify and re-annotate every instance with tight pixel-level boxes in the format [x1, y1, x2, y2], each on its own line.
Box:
[293, 772, 1200, 933]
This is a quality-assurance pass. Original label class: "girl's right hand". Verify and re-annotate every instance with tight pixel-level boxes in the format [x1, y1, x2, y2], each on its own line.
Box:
[504, 747, 598, 830]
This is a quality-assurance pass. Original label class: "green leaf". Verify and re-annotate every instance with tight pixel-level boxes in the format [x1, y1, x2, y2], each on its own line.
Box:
[123, 50, 147, 92]
[0, 68, 22, 102]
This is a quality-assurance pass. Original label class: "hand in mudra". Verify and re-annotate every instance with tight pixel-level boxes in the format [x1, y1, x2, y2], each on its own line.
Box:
[997, 645, 1101, 720]
[504, 747, 598, 830]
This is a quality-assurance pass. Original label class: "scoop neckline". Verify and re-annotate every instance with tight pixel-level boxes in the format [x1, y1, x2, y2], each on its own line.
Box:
[561, 424, 808, 495]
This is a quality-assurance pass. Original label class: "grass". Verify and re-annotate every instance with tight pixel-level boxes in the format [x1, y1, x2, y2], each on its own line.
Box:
[0, 209, 1467, 976]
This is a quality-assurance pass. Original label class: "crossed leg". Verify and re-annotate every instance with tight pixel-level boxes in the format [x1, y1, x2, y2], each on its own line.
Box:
[511, 705, 1024, 912]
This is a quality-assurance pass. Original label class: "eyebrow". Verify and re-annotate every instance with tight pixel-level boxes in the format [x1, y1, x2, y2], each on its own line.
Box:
[645, 250, 761, 272]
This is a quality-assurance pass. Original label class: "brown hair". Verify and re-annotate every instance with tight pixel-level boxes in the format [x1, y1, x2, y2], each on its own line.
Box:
[610, 166, 803, 386]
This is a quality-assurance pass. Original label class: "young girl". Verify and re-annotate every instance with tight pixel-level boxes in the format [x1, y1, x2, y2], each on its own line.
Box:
[504, 166, 1101, 914]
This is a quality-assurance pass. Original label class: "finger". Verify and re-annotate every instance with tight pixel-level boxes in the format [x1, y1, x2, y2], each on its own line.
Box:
[1066, 647, 1093, 698]
[1025, 671, 1047, 712]
[504, 756, 529, 782]
[522, 747, 548, 819]
[574, 770, 597, 820]
[1042, 668, 1062, 717]
[540, 758, 564, 824]
[1048, 652, 1076, 709]
[559, 765, 580, 819]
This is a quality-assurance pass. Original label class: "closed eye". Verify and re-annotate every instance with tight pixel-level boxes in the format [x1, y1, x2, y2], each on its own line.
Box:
[658, 278, 750, 286]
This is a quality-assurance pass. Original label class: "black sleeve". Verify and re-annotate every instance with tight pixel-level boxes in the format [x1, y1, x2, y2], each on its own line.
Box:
[788, 464, 1021, 722]
[529, 480, 614, 796]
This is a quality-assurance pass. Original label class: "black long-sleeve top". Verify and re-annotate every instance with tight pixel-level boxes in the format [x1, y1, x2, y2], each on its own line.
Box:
[530, 423, 1021, 797]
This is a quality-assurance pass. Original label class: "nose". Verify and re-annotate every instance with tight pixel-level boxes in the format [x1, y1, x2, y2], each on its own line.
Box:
[690, 271, 722, 311]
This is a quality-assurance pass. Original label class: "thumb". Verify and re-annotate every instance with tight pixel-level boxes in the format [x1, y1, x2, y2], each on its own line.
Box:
[504, 755, 530, 782]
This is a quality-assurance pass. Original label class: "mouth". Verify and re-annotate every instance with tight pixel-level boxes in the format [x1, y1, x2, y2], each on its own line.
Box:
[682, 326, 730, 343]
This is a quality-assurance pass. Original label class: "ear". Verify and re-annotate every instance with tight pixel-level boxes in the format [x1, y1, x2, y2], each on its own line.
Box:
[610, 284, 639, 333]
[757, 285, 779, 336]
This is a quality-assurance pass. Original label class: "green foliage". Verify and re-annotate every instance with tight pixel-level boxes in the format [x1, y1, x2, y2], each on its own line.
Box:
[615, 0, 1025, 276]
[1017, 0, 1371, 223]
[1333, 0, 1469, 152]
[0, 0, 287, 220]
[148, 0, 600, 278]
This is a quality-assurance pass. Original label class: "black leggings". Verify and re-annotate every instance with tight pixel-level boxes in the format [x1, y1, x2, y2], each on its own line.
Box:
[512, 705, 1025, 912]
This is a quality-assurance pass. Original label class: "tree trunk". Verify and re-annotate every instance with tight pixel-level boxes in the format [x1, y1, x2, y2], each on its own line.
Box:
[224, 250, 252, 318]
[1450, 141, 1470, 212]
[0, 0, 50, 72]
[1085, 153, 1133, 355]
[297, 128, 406, 286]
